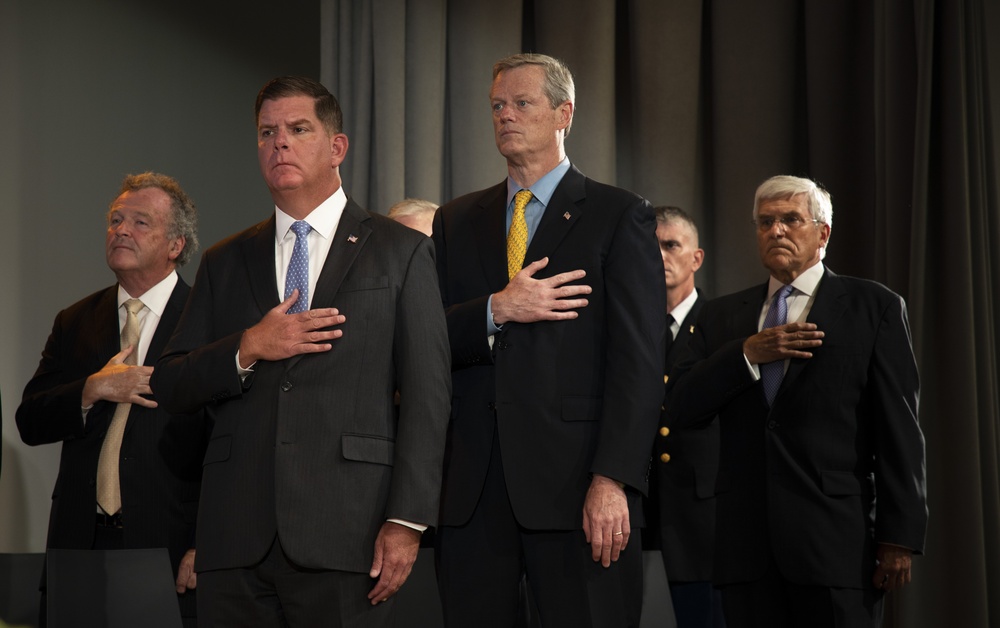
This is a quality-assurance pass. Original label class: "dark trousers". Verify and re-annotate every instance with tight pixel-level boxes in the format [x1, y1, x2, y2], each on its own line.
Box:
[435, 429, 643, 628]
[669, 581, 726, 628]
[198, 535, 394, 628]
[720, 559, 883, 628]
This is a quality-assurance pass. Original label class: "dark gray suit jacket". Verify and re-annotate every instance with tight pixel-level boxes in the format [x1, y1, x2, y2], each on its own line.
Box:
[152, 200, 451, 574]
[666, 267, 927, 588]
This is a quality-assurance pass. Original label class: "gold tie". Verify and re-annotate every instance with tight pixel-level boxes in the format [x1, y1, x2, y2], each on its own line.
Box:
[96, 298, 143, 515]
[507, 190, 532, 279]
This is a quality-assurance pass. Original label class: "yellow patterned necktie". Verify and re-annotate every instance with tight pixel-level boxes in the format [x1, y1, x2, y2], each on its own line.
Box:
[507, 189, 533, 279]
[97, 298, 143, 515]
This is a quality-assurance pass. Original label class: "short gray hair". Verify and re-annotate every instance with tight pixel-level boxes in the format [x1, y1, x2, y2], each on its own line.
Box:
[493, 53, 575, 136]
[114, 172, 200, 266]
[387, 198, 438, 220]
[752, 175, 833, 228]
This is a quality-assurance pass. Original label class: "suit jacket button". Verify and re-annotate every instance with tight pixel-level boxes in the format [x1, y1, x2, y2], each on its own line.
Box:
[281, 382, 293, 392]
[659, 426, 669, 437]
[497, 341, 508, 350]
[767, 419, 777, 429]
[487, 402, 496, 411]
[659, 453, 671, 463]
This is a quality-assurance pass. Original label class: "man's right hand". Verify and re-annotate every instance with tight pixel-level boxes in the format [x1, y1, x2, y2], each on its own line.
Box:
[238, 290, 346, 368]
[491, 257, 591, 325]
[82, 345, 156, 408]
[743, 321, 824, 365]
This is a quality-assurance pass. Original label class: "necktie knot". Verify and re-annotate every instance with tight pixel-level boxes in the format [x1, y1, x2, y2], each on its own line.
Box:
[123, 298, 143, 317]
[291, 220, 312, 238]
[507, 190, 532, 280]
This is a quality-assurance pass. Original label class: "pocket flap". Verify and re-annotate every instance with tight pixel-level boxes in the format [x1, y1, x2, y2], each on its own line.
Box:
[342, 433, 395, 466]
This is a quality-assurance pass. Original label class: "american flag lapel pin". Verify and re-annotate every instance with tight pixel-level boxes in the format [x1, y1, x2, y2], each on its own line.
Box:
[563, 212, 571, 220]
[347, 234, 358, 243]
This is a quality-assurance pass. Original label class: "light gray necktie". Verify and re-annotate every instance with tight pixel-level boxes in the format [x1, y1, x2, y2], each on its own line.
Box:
[96, 298, 143, 515]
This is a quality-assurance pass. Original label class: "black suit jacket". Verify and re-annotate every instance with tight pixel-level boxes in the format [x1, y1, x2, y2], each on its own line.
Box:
[666, 267, 927, 588]
[432, 165, 665, 530]
[16, 278, 207, 575]
[651, 291, 721, 582]
[152, 200, 451, 575]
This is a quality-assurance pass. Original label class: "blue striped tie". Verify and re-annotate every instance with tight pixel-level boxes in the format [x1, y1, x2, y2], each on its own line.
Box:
[285, 221, 311, 314]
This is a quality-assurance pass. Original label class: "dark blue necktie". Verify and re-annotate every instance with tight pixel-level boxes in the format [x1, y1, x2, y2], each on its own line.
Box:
[760, 284, 794, 406]
[285, 221, 311, 314]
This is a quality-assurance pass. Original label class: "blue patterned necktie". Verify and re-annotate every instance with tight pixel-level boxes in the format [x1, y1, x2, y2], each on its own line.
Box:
[760, 284, 794, 406]
[285, 221, 312, 314]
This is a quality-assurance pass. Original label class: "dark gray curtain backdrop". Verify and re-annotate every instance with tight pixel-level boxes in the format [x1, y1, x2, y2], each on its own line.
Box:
[321, 0, 1000, 625]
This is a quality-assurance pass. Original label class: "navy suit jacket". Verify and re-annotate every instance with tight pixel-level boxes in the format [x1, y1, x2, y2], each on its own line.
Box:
[152, 200, 451, 575]
[666, 267, 927, 588]
[432, 165, 666, 530]
[17, 278, 207, 576]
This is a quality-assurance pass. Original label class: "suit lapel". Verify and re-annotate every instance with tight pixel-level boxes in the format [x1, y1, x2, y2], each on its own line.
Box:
[311, 199, 372, 308]
[666, 292, 703, 369]
[143, 278, 190, 367]
[283, 200, 371, 372]
[779, 267, 847, 395]
[473, 183, 509, 291]
[98, 287, 122, 364]
[523, 165, 586, 266]
[241, 216, 281, 315]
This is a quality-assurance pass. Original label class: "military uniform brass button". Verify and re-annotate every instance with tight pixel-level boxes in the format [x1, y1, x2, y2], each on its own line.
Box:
[659, 426, 669, 437]
[663, 375, 669, 383]
[659, 453, 671, 463]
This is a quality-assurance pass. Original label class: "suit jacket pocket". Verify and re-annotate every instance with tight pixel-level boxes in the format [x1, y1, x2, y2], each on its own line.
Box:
[561, 396, 601, 421]
[339, 275, 389, 292]
[820, 470, 865, 496]
[203, 435, 232, 466]
[342, 433, 395, 466]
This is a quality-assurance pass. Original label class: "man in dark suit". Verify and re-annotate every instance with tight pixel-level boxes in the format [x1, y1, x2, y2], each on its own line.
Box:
[151, 76, 450, 627]
[432, 53, 665, 627]
[646, 207, 725, 628]
[666, 175, 927, 627]
[16, 172, 207, 626]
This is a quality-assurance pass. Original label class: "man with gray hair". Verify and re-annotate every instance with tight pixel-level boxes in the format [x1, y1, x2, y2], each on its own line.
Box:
[388, 198, 438, 236]
[666, 175, 927, 627]
[432, 53, 665, 627]
[17, 172, 208, 626]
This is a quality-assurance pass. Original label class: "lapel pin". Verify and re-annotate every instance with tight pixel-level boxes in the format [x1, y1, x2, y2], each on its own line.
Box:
[347, 234, 358, 243]
[689, 325, 695, 334]
[563, 212, 572, 220]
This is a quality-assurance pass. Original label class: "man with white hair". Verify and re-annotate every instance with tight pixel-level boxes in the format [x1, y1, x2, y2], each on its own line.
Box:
[666, 175, 927, 627]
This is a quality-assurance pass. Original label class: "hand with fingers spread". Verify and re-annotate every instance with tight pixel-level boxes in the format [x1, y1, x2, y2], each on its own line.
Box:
[743, 321, 824, 365]
[873, 543, 913, 592]
[82, 345, 157, 408]
[367, 522, 421, 605]
[583, 474, 631, 568]
[491, 257, 591, 325]
[238, 290, 347, 368]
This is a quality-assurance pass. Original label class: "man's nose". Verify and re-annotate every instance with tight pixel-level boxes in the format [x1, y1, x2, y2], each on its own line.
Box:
[273, 129, 289, 149]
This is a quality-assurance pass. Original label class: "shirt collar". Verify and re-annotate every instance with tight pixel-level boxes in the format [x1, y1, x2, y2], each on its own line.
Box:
[768, 261, 825, 299]
[669, 288, 699, 324]
[275, 187, 347, 242]
[506, 157, 571, 208]
[118, 270, 178, 317]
